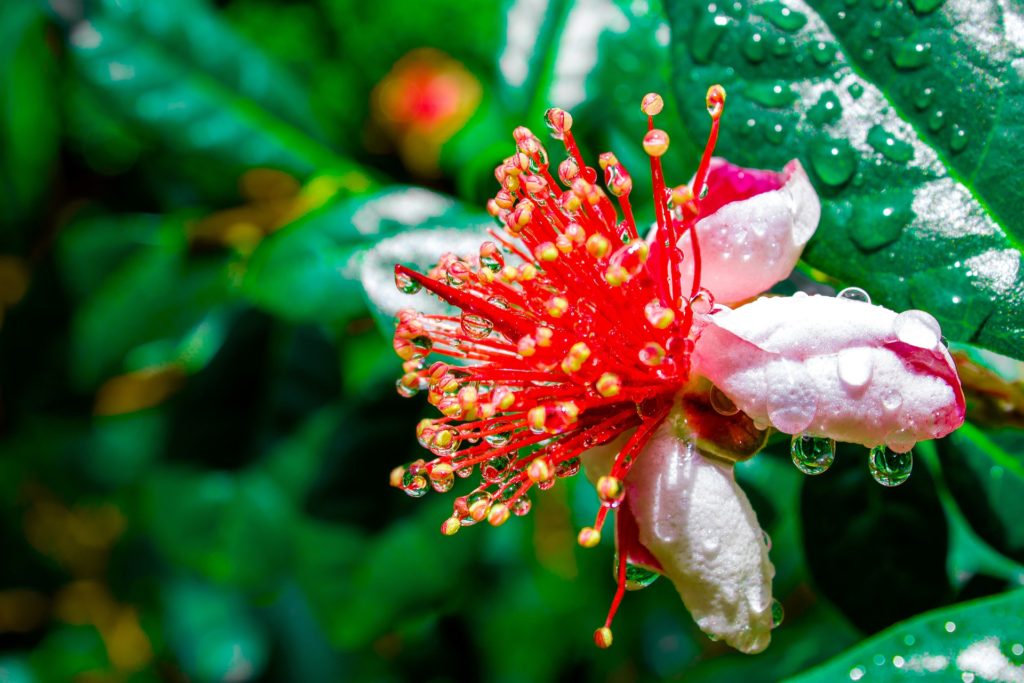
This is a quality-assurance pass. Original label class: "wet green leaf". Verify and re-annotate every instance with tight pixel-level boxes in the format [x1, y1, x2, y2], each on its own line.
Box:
[666, 0, 1024, 359]
[785, 590, 1024, 683]
[66, 0, 363, 181]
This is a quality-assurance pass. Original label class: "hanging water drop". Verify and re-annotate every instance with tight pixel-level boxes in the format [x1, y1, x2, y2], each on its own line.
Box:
[869, 445, 913, 486]
[950, 125, 968, 153]
[791, 434, 836, 475]
[808, 91, 842, 125]
[395, 269, 422, 294]
[771, 600, 785, 628]
[890, 39, 932, 69]
[556, 457, 581, 478]
[481, 455, 511, 482]
[893, 309, 941, 348]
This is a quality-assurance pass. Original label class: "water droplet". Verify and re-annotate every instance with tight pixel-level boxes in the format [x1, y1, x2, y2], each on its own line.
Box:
[402, 471, 428, 498]
[914, 87, 934, 110]
[690, 10, 729, 64]
[791, 434, 836, 475]
[394, 269, 422, 294]
[510, 496, 532, 516]
[808, 91, 842, 125]
[861, 47, 876, 62]
[866, 125, 914, 162]
[701, 537, 720, 557]
[461, 312, 494, 340]
[809, 138, 857, 187]
[742, 31, 766, 63]
[950, 125, 968, 152]
[891, 38, 932, 69]
[771, 35, 793, 56]
[710, 385, 739, 416]
[908, 0, 944, 13]
[556, 457, 581, 478]
[893, 309, 941, 348]
[746, 81, 796, 108]
[850, 665, 866, 681]
[481, 455, 511, 482]
[837, 286, 872, 303]
[848, 82, 864, 99]
[868, 18, 883, 36]
[430, 427, 462, 457]
[837, 347, 874, 390]
[928, 109, 946, 131]
[766, 361, 818, 433]
[810, 41, 835, 65]
[615, 555, 661, 590]
[944, 620, 956, 633]
[882, 390, 903, 412]
[690, 288, 715, 314]
[479, 241, 504, 271]
[484, 422, 512, 446]
[762, 530, 772, 551]
[771, 599, 785, 627]
[765, 122, 785, 144]
[430, 466, 455, 493]
[757, 1, 808, 31]
[869, 445, 913, 486]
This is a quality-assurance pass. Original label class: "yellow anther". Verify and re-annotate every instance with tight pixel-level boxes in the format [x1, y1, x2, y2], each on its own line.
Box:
[528, 405, 546, 432]
[595, 373, 622, 398]
[535, 327, 554, 347]
[534, 242, 559, 262]
[555, 234, 573, 253]
[518, 335, 537, 357]
[596, 475, 625, 505]
[547, 296, 569, 318]
[389, 466, 405, 488]
[578, 527, 601, 548]
[604, 264, 629, 287]
[441, 517, 461, 536]
[671, 184, 694, 206]
[643, 129, 670, 157]
[598, 152, 619, 170]
[586, 234, 612, 259]
[488, 503, 511, 527]
[641, 92, 664, 116]
[528, 458, 554, 483]
[469, 498, 491, 522]
[500, 265, 519, 283]
[706, 84, 726, 119]
[594, 626, 614, 649]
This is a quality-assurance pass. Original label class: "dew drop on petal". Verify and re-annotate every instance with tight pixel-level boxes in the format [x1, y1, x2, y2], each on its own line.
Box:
[893, 309, 941, 348]
[615, 554, 661, 591]
[765, 361, 818, 433]
[791, 434, 836, 475]
[556, 457, 581, 478]
[837, 347, 874, 390]
[762, 529, 772, 551]
[837, 286, 871, 304]
[869, 445, 913, 486]
[882, 390, 903, 413]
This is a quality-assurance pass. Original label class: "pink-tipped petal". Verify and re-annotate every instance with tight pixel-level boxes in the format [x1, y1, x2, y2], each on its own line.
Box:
[627, 419, 775, 654]
[679, 159, 820, 304]
[693, 294, 965, 451]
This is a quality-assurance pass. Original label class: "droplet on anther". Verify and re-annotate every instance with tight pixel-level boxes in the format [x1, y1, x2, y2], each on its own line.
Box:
[578, 527, 601, 548]
[706, 84, 726, 118]
[596, 475, 625, 507]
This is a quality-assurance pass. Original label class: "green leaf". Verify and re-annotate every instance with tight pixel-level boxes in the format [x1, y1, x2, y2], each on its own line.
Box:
[666, 0, 1024, 359]
[939, 423, 1024, 564]
[66, 216, 235, 388]
[785, 590, 1024, 683]
[66, 0, 365, 181]
[244, 186, 491, 325]
[0, 2, 59, 240]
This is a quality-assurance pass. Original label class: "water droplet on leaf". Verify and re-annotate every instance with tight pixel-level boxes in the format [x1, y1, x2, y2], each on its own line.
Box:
[867, 125, 914, 162]
[809, 138, 857, 187]
[890, 39, 932, 69]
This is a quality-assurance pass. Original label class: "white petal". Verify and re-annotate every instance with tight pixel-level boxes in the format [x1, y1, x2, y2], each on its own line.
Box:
[627, 420, 775, 654]
[678, 159, 820, 304]
[693, 294, 965, 450]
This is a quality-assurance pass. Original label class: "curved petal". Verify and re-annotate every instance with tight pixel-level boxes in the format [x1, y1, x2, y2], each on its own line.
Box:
[678, 159, 820, 305]
[627, 419, 775, 654]
[693, 294, 966, 451]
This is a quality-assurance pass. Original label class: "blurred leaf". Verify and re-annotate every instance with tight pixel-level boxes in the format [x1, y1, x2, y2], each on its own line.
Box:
[163, 579, 269, 683]
[0, 657, 35, 683]
[0, 2, 59, 240]
[83, 410, 166, 489]
[937, 424, 1024, 565]
[28, 625, 109, 681]
[245, 186, 489, 325]
[66, 0, 365, 181]
[66, 215, 235, 388]
[666, 0, 1024, 359]
[801, 445, 950, 632]
[785, 590, 1024, 683]
[142, 468, 295, 590]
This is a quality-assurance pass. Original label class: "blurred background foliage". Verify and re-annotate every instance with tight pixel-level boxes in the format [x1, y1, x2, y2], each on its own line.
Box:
[1, 0, 1023, 681]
